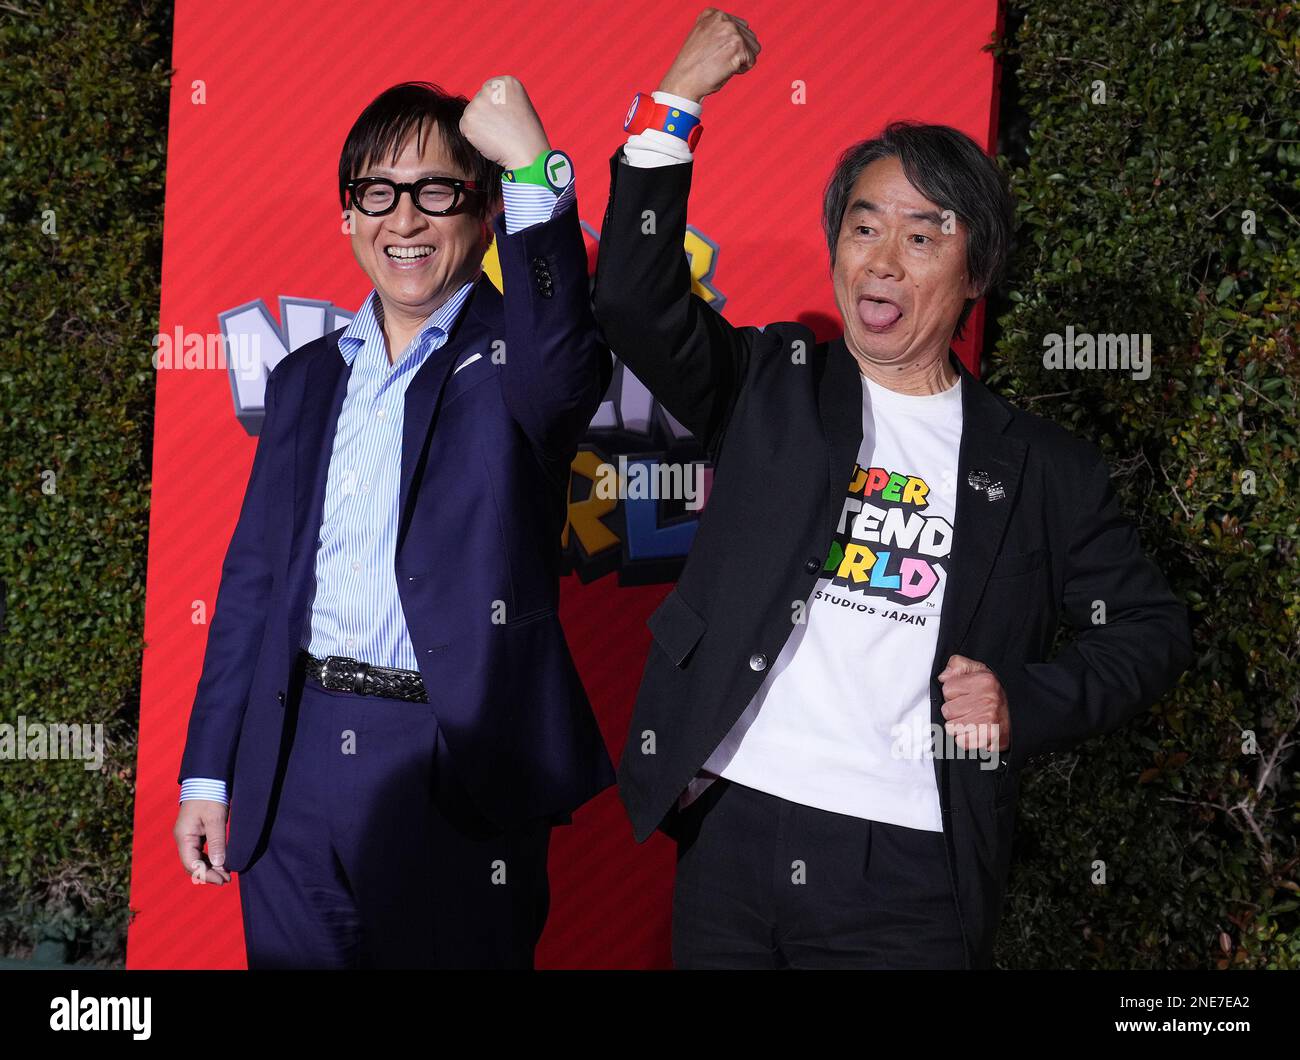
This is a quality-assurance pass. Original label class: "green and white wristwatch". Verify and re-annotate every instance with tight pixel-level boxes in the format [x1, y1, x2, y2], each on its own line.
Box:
[502, 148, 574, 192]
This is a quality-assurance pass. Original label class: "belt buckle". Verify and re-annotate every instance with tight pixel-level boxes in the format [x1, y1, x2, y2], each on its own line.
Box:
[319, 655, 366, 693]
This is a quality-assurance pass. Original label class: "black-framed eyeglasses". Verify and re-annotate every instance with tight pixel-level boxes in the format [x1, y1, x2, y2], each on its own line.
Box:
[346, 176, 484, 217]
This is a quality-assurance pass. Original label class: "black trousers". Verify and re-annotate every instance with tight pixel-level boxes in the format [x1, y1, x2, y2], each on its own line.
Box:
[671, 778, 968, 969]
[238, 677, 551, 969]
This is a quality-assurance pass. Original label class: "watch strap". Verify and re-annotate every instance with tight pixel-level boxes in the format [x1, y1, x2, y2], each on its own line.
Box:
[624, 92, 703, 150]
[503, 148, 573, 192]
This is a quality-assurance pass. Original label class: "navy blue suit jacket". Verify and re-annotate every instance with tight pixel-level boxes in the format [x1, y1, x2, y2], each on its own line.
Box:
[179, 204, 616, 873]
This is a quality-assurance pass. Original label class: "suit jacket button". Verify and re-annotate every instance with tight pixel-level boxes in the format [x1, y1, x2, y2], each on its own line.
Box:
[804, 557, 820, 574]
[749, 652, 767, 672]
[277, 691, 285, 705]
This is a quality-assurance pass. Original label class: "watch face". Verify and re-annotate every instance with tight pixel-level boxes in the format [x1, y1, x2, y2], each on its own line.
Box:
[623, 93, 641, 131]
[545, 151, 573, 191]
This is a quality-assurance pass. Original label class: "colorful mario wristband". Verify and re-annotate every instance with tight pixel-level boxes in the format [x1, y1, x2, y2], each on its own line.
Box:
[623, 92, 703, 150]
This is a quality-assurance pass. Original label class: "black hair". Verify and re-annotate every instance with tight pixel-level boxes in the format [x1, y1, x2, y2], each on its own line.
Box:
[821, 121, 1014, 340]
[337, 81, 502, 220]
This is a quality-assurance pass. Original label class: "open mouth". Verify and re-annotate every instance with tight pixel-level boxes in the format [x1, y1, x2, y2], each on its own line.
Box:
[858, 295, 904, 332]
[384, 244, 435, 267]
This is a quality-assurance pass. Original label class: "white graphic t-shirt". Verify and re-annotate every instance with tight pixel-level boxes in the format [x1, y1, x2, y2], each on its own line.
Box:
[686, 370, 963, 832]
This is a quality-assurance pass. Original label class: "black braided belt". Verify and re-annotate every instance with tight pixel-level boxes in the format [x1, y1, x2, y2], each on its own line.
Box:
[300, 650, 429, 702]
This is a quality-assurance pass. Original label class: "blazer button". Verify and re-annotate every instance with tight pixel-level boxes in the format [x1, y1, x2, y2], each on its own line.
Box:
[749, 652, 767, 672]
[804, 557, 820, 574]
[277, 690, 285, 705]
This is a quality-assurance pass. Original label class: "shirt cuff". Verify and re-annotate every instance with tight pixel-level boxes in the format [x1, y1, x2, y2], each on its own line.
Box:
[624, 90, 702, 169]
[180, 777, 229, 805]
[654, 90, 702, 117]
[500, 176, 575, 235]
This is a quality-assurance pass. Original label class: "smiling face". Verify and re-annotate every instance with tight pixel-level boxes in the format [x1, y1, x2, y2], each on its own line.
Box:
[831, 155, 979, 381]
[347, 123, 490, 331]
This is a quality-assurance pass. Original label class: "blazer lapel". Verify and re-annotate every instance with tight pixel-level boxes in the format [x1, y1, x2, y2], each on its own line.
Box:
[393, 273, 501, 555]
[816, 336, 866, 542]
[287, 331, 350, 658]
[932, 350, 1027, 668]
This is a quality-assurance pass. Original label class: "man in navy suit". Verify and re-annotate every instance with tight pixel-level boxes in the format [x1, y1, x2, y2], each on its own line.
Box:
[172, 78, 614, 968]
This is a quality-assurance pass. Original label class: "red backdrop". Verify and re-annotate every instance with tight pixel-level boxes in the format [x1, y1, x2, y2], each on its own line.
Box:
[128, 0, 1003, 969]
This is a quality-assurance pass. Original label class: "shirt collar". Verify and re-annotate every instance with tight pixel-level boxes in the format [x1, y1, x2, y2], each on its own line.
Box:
[337, 279, 477, 367]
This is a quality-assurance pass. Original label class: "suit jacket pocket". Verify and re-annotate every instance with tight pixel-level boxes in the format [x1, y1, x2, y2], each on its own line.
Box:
[440, 363, 498, 409]
[988, 547, 1049, 579]
[646, 587, 708, 668]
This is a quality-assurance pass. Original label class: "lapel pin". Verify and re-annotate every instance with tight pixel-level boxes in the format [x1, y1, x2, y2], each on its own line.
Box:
[967, 469, 1005, 502]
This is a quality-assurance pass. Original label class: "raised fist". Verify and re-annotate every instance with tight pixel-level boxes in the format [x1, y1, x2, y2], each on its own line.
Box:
[459, 75, 551, 171]
[658, 8, 761, 102]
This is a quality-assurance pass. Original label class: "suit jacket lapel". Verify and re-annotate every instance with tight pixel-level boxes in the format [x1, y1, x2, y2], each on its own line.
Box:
[394, 273, 501, 554]
[927, 351, 1025, 811]
[287, 333, 350, 658]
[817, 336, 866, 542]
[933, 350, 1027, 668]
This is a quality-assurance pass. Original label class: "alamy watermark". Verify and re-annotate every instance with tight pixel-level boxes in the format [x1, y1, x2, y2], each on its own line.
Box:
[0, 716, 104, 771]
[592, 456, 706, 510]
[153, 327, 262, 381]
[1043, 326, 1151, 380]
[891, 718, 1003, 770]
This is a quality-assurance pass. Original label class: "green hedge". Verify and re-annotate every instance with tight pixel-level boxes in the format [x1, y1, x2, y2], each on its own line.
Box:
[0, 0, 1294, 968]
[987, 0, 1299, 968]
[0, 1, 171, 963]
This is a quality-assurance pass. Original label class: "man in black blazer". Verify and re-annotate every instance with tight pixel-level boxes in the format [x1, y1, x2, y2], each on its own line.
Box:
[593, 10, 1192, 969]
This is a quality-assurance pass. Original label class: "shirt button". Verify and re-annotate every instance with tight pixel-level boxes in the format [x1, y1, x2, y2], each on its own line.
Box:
[352, 561, 361, 572]
[749, 652, 767, 672]
[361, 483, 370, 494]
[376, 408, 386, 420]
[345, 638, 355, 650]
[804, 557, 820, 574]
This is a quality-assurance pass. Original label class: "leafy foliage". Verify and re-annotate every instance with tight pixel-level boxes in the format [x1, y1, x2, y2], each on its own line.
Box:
[0, 0, 172, 963]
[987, 0, 1299, 968]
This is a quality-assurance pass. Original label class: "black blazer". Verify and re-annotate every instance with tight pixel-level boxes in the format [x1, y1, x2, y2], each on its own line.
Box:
[592, 147, 1193, 968]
